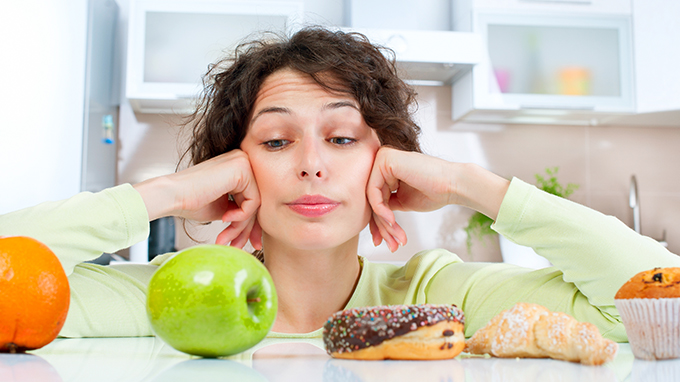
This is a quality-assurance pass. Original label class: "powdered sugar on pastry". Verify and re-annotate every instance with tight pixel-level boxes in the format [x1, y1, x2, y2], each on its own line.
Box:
[465, 303, 618, 365]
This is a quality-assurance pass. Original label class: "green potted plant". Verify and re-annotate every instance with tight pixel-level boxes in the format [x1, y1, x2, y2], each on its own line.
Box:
[464, 167, 579, 265]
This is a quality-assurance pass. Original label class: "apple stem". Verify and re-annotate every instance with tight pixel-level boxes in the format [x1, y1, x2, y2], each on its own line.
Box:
[247, 297, 261, 303]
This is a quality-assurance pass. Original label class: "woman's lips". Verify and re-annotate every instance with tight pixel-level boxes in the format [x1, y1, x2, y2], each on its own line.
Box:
[286, 195, 340, 217]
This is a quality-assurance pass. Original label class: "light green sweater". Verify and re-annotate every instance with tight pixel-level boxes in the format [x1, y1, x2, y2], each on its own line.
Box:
[1, 178, 677, 341]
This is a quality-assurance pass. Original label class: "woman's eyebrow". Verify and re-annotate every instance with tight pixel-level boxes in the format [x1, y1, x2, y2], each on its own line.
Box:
[251, 106, 291, 124]
[251, 101, 358, 125]
[323, 101, 359, 111]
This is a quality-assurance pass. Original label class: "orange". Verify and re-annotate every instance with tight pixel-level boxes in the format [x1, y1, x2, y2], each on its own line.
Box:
[0, 236, 70, 353]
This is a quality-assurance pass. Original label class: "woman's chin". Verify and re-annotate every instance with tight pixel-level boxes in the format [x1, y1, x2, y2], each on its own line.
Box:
[259, 214, 369, 254]
[264, 230, 362, 253]
[286, 237, 353, 252]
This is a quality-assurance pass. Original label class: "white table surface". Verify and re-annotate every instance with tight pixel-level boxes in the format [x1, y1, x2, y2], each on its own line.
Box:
[1, 337, 678, 382]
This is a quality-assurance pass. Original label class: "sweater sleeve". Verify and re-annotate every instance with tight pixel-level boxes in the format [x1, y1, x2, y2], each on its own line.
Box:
[493, 178, 679, 308]
[0, 185, 158, 337]
[0, 184, 150, 276]
[425, 178, 680, 342]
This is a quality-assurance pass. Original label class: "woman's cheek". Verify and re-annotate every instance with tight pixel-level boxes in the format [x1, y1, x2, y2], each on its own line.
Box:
[255, 202, 280, 240]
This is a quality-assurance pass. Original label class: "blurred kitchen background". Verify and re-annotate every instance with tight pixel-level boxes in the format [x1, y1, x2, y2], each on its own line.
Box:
[1, 0, 678, 264]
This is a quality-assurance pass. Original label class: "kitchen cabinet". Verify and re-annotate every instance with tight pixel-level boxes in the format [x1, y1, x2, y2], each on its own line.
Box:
[631, 0, 680, 114]
[451, 7, 634, 126]
[343, 28, 483, 86]
[450, 0, 634, 126]
[453, 0, 631, 39]
[454, 0, 631, 30]
[600, 0, 680, 127]
[343, 1, 483, 86]
[125, 0, 303, 114]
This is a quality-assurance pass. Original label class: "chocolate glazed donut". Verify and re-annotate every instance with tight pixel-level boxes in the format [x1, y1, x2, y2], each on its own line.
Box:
[323, 304, 465, 360]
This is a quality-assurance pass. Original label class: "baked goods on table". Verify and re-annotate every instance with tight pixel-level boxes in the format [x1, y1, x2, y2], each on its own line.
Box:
[322, 304, 465, 360]
[464, 302, 618, 365]
[615, 267, 680, 360]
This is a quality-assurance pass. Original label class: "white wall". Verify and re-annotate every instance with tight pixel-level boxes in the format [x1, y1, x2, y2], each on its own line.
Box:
[0, 0, 88, 214]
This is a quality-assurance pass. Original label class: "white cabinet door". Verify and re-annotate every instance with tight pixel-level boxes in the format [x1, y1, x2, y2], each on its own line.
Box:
[632, 0, 680, 114]
[460, 0, 631, 14]
[454, 0, 631, 32]
[126, 0, 304, 114]
[452, 11, 634, 125]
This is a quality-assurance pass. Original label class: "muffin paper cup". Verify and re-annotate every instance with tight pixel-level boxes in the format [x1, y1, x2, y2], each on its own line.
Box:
[615, 298, 680, 360]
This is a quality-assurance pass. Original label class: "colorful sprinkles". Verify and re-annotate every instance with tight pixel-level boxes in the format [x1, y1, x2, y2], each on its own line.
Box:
[322, 304, 464, 354]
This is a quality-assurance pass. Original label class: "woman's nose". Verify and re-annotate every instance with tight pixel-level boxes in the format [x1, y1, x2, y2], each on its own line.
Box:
[300, 170, 322, 178]
[297, 139, 325, 180]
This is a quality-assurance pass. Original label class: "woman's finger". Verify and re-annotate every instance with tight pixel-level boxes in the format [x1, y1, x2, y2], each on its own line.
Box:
[388, 218, 407, 247]
[249, 219, 263, 250]
[221, 176, 260, 223]
[369, 214, 382, 247]
[215, 217, 251, 247]
[230, 218, 256, 249]
[375, 213, 407, 248]
[366, 163, 398, 226]
[215, 223, 239, 246]
[220, 199, 240, 222]
[373, 213, 400, 252]
[366, 174, 391, 223]
[221, 196, 259, 223]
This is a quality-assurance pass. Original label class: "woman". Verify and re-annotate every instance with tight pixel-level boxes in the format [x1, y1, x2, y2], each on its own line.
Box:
[1, 27, 676, 340]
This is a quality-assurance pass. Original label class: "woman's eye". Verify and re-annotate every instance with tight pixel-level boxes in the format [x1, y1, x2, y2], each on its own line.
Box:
[329, 137, 356, 145]
[263, 139, 289, 149]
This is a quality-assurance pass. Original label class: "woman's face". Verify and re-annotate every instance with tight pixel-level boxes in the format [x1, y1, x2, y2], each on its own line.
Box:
[240, 69, 381, 251]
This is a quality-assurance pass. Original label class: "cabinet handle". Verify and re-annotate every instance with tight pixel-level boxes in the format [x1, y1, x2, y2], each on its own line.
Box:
[520, 105, 595, 111]
[519, 0, 592, 4]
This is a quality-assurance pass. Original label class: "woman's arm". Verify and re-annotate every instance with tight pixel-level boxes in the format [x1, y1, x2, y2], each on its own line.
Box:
[0, 149, 262, 275]
[0, 184, 159, 337]
[366, 148, 680, 340]
[492, 178, 679, 309]
[429, 180, 679, 340]
[134, 149, 262, 249]
[366, 147, 509, 251]
[0, 184, 150, 276]
[0, 149, 263, 337]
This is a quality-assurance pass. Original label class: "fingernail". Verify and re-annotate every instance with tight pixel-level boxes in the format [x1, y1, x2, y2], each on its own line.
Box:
[377, 211, 392, 226]
[382, 215, 393, 227]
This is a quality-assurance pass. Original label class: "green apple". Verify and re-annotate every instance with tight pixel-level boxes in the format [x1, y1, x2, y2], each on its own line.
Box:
[146, 245, 277, 357]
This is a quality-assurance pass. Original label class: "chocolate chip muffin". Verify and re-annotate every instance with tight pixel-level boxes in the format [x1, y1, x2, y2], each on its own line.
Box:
[615, 267, 680, 299]
[615, 267, 680, 360]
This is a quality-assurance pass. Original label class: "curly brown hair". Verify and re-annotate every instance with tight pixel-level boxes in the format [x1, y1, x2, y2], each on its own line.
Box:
[180, 26, 422, 167]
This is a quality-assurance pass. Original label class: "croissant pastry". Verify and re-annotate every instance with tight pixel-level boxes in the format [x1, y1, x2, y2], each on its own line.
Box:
[464, 303, 618, 365]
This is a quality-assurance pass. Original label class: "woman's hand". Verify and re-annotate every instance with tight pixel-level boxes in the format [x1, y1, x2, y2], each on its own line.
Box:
[133, 150, 262, 249]
[366, 147, 510, 252]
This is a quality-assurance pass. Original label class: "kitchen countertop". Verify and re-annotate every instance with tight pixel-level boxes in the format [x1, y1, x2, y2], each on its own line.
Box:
[1, 337, 678, 382]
